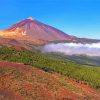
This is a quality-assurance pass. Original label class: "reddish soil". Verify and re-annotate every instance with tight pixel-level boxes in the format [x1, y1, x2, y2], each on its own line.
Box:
[66, 78, 100, 99]
[0, 61, 100, 100]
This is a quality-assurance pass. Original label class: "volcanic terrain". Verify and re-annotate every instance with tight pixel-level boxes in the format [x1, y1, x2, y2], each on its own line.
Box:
[0, 17, 100, 100]
[0, 17, 100, 49]
[0, 61, 100, 100]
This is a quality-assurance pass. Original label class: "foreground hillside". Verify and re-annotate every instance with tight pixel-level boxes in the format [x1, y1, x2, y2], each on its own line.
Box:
[0, 47, 100, 99]
[0, 61, 100, 100]
[0, 47, 100, 89]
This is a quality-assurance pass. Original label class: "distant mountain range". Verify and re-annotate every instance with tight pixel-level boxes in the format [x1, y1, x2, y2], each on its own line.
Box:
[0, 17, 100, 49]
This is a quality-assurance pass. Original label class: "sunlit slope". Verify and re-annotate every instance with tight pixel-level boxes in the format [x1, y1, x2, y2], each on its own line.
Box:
[0, 61, 100, 100]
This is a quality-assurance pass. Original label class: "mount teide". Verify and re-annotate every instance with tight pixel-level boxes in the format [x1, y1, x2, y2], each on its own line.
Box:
[0, 17, 100, 48]
[0, 17, 72, 44]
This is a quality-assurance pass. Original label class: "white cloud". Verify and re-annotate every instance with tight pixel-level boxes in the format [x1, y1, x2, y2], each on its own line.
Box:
[42, 42, 100, 56]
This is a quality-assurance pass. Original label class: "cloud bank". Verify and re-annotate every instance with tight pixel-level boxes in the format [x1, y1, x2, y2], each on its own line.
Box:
[42, 42, 100, 56]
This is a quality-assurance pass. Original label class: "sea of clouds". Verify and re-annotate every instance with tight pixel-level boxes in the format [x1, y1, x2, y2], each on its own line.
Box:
[42, 42, 100, 56]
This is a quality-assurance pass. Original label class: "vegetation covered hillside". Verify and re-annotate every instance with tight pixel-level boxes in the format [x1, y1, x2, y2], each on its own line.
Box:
[0, 47, 100, 90]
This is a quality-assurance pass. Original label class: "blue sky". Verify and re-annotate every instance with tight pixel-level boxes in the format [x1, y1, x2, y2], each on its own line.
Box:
[0, 0, 100, 39]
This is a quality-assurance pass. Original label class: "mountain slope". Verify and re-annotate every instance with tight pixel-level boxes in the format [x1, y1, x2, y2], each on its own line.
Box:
[65, 55, 100, 66]
[0, 17, 72, 44]
[6, 17, 70, 40]
[0, 61, 100, 100]
[0, 17, 100, 46]
[0, 47, 100, 89]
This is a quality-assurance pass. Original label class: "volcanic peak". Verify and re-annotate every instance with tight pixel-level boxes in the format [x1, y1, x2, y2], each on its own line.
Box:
[27, 17, 34, 20]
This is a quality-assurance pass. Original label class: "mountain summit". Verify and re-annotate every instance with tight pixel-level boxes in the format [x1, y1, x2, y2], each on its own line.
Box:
[27, 17, 35, 20]
[0, 17, 100, 45]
